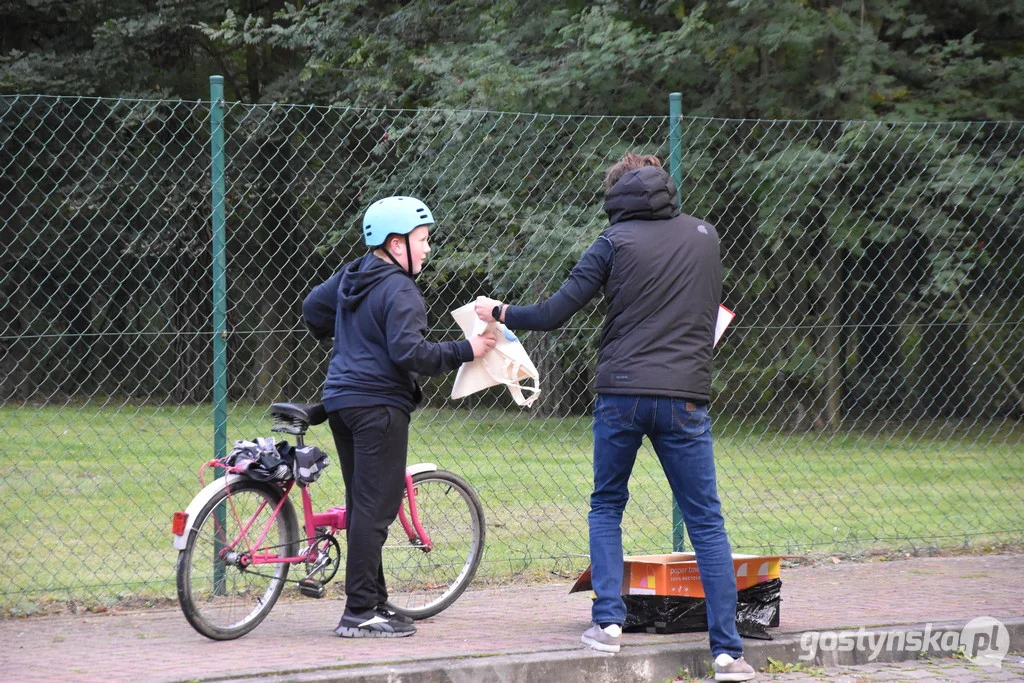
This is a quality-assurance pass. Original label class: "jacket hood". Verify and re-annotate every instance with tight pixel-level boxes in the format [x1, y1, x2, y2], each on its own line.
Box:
[603, 166, 680, 225]
[339, 253, 408, 311]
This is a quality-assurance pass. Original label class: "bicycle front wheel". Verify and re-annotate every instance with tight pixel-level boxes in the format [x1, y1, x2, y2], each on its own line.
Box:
[176, 479, 298, 640]
[383, 470, 485, 620]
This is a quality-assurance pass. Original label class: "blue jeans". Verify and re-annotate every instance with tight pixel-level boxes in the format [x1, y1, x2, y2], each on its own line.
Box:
[589, 393, 743, 658]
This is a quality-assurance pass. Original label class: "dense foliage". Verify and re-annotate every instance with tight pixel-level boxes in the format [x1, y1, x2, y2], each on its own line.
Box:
[2, 1, 1022, 424]
[4, 1, 1022, 119]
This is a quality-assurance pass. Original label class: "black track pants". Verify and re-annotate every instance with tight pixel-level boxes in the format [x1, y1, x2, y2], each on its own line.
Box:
[328, 405, 409, 612]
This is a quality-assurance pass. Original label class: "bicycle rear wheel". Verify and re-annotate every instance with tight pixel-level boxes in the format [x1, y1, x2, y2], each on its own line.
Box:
[176, 479, 298, 640]
[382, 469, 485, 620]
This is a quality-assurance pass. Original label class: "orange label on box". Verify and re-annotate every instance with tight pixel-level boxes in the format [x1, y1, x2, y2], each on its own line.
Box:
[623, 553, 781, 598]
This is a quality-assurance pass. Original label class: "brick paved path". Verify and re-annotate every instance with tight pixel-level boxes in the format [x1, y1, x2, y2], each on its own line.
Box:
[1, 554, 1021, 682]
[751, 653, 1024, 683]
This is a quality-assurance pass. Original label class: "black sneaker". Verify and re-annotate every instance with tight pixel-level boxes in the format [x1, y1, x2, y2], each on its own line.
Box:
[334, 608, 416, 638]
[376, 604, 415, 625]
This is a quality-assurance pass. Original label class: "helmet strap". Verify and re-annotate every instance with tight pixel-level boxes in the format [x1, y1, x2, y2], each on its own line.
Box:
[404, 234, 414, 275]
[377, 235, 417, 279]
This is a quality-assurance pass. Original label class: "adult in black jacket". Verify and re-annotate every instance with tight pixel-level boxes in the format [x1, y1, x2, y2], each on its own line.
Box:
[475, 154, 754, 681]
[304, 196, 495, 639]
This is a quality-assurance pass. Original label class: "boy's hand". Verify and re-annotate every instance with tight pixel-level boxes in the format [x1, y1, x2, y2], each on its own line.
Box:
[469, 331, 498, 358]
[474, 297, 503, 322]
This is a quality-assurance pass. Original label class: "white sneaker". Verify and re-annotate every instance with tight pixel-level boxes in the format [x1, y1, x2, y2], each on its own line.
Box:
[714, 653, 756, 681]
[582, 623, 622, 653]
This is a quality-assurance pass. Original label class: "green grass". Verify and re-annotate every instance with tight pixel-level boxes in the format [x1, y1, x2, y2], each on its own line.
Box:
[1, 401, 1022, 614]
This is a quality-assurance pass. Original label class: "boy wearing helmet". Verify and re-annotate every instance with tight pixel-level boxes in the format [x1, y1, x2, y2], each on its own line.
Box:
[303, 197, 496, 638]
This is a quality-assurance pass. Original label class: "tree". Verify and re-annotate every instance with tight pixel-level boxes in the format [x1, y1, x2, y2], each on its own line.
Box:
[4, 0, 1022, 419]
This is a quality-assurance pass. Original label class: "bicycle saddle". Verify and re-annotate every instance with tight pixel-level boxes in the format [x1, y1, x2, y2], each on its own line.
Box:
[269, 402, 328, 435]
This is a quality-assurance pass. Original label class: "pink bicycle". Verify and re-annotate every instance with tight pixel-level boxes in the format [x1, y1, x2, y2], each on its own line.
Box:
[172, 402, 485, 640]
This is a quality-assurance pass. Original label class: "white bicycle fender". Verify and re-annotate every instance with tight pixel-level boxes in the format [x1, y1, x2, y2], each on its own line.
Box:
[406, 462, 438, 476]
[172, 474, 247, 551]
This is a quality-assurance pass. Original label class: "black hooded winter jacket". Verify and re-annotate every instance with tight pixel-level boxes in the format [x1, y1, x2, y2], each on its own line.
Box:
[504, 165, 722, 402]
[303, 253, 473, 414]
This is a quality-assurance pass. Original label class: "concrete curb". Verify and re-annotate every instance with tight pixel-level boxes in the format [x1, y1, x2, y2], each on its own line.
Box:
[213, 617, 1024, 683]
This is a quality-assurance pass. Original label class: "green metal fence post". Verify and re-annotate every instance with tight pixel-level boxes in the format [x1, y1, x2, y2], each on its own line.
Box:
[668, 92, 686, 552]
[669, 92, 683, 209]
[210, 76, 228, 592]
[210, 76, 228, 461]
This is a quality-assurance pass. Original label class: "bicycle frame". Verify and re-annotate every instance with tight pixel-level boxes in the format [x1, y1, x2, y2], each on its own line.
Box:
[216, 467, 436, 568]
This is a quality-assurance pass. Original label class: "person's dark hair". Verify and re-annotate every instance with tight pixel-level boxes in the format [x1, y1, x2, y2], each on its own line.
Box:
[603, 152, 663, 192]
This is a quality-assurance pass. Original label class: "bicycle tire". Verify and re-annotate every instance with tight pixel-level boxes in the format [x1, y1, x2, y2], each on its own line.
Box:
[176, 479, 298, 640]
[383, 469, 485, 620]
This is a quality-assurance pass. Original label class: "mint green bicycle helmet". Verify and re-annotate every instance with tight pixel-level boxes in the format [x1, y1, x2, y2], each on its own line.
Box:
[362, 196, 435, 247]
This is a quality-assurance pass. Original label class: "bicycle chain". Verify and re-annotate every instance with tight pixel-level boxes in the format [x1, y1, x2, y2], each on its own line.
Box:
[228, 533, 340, 585]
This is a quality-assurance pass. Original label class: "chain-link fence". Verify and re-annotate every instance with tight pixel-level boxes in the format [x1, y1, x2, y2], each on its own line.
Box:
[2, 89, 1022, 610]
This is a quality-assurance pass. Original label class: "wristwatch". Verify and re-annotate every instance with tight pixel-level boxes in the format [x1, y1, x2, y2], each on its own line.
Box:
[492, 304, 503, 322]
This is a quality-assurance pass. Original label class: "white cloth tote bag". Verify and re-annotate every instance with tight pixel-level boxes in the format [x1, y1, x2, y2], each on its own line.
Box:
[450, 299, 541, 407]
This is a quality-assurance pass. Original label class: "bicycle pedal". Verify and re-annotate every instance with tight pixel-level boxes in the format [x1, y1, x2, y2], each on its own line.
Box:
[298, 579, 325, 599]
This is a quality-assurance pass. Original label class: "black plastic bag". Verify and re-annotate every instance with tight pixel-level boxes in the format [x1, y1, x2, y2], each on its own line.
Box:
[622, 578, 781, 639]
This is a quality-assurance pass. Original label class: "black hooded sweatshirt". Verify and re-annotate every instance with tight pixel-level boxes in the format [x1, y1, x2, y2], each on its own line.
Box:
[303, 253, 473, 413]
[504, 165, 722, 402]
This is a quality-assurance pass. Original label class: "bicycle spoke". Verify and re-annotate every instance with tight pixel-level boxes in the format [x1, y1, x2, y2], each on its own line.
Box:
[382, 471, 485, 618]
[176, 481, 297, 640]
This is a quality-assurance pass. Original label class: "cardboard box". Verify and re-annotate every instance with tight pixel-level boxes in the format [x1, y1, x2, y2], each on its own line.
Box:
[570, 552, 782, 598]
[570, 552, 786, 636]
